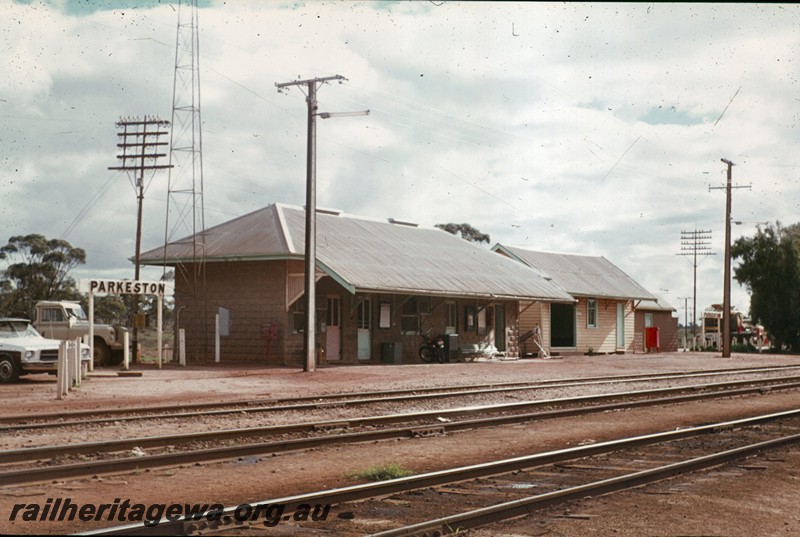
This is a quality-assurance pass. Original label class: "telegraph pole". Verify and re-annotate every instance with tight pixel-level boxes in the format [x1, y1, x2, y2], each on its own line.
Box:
[275, 76, 368, 371]
[109, 116, 172, 362]
[710, 158, 750, 358]
[677, 229, 714, 350]
[677, 297, 690, 351]
[275, 75, 345, 373]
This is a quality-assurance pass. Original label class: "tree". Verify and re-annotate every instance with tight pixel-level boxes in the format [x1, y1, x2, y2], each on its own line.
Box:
[0, 234, 86, 316]
[91, 295, 129, 325]
[435, 223, 491, 244]
[731, 222, 800, 352]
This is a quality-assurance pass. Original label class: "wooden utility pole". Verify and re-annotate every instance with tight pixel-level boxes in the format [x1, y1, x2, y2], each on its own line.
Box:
[109, 116, 172, 362]
[677, 229, 714, 350]
[710, 158, 750, 358]
[721, 159, 733, 357]
[274, 76, 367, 372]
[275, 76, 345, 373]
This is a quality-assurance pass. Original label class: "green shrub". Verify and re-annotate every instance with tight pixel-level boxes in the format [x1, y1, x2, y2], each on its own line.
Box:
[350, 464, 414, 481]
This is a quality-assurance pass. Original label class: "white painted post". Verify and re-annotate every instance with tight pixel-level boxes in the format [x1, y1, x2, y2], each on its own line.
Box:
[88, 292, 95, 372]
[56, 342, 64, 400]
[123, 330, 130, 371]
[73, 339, 81, 388]
[215, 314, 220, 363]
[61, 341, 69, 396]
[81, 335, 89, 379]
[157, 294, 163, 369]
[179, 328, 186, 366]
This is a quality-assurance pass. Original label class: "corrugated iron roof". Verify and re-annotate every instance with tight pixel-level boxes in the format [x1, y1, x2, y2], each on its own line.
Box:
[493, 245, 655, 301]
[140, 203, 575, 302]
[637, 296, 676, 312]
[140, 205, 292, 262]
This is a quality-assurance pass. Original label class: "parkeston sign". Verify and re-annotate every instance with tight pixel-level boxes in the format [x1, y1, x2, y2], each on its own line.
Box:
[79, 279, 174, 296]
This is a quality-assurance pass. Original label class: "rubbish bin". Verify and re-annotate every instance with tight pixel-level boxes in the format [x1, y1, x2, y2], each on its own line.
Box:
[443, 333, 459, 362]
[644, 327, 660, 353]
[381, 342, 402, 364]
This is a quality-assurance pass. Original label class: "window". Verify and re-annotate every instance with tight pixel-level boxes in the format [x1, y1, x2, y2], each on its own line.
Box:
[379, 302, 391, 329]
[42, 308, 65, 322]
[464, 306, 476, 333]
[587, 298, 598, 328]
[357, 299, 371, 330]
[445, 302, 457, 334]
[401, 298, 420, 335]
[292, 301, 305, 333]
[644, 312, 654, 328]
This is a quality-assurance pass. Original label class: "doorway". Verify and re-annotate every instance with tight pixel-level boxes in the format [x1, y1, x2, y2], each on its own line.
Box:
[326, 296, 341, 360]
[494, 304, 506, 352]
[357, 298, 371, 360]
[551, 303, 576, 347]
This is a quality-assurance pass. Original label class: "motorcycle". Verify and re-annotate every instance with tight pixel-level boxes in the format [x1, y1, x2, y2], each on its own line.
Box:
[419, 328, 446, 363]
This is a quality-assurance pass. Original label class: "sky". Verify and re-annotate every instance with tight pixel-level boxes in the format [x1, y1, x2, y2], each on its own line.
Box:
[2, 1, 799, 326]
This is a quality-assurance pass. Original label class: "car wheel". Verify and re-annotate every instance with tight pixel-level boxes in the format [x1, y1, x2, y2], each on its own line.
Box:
[93, 339, 111, 367]
[0, 356, 20, 384]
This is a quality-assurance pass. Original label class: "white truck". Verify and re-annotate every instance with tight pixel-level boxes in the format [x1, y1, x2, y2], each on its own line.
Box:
[32, 300, 127, 366]
[0, 317, 91, 383]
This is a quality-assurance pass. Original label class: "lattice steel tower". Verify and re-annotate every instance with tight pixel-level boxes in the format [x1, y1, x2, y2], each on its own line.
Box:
[164, 0, 205, 285]
[164, 0, 208, 360]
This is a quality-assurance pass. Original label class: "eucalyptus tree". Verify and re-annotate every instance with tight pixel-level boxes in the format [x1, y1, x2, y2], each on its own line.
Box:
[0, 234, 86, 316]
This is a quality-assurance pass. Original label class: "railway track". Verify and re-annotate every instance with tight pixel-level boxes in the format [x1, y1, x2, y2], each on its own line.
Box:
[4, 364, 800, 432]
[4, 375, 800, 487]
[77, 409, 800, 536]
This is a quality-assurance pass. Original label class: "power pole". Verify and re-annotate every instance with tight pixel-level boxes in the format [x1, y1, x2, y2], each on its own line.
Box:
[109, 116, 172, 361]
[710, 158, 750, 358]
[275, 75, 346, 373]
[677, 297, 690, 351]
[275, 76, 368, 372]
[677, 229, 714, 350]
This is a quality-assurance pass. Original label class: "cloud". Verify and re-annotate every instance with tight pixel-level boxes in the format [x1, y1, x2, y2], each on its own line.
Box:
[3, 1, 799, 323]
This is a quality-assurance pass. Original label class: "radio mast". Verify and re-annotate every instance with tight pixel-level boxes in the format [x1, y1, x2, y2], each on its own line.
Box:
[164, 0, 207, 358]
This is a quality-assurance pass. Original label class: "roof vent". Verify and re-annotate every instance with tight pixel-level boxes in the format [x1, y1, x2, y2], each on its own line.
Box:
[313, 207, 342, 216]
[388, 218, 418, 227]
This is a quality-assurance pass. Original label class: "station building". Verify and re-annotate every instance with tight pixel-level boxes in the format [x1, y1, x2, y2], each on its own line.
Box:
[492, 245, 659, 356]
[139, 203, 576, 365]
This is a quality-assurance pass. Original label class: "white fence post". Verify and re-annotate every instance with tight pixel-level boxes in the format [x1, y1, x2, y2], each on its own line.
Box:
[56, 341, 69, 399]
[179, 328, 186, 367]
[56, 342, 64, 400]
[123, 330, 130, 371]
[88, 292, 95, 372]
[157, 294, 163, 369]
[72, 339, 80, 388]
[215, 314, 220, 363]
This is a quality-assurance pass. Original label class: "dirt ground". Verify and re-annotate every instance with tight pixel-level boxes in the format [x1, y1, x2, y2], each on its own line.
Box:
[3, 351, 800, 535]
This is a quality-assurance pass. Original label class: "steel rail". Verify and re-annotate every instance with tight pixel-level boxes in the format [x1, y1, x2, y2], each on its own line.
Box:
[369, 432, 800, 537]
[4, 365, 800, 432]
[77, 408, 800, 536]
[5, 375, 800, 465]
[4, 378, 800, 487]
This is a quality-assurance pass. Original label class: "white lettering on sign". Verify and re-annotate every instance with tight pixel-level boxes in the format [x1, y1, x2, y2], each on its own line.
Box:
[79, 279, 174, 296]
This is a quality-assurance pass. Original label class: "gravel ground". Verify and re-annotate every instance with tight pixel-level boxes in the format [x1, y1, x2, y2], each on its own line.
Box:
[2, 351, 800, 535]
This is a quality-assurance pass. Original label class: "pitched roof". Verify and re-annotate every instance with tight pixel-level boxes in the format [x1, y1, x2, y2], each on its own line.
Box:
[140, 203, 575, 302]
[637, 296, 677, 312]
[492, 245, 655, 301]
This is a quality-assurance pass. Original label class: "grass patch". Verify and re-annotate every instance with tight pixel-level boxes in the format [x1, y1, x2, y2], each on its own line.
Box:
[349, 463, 414, 481]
